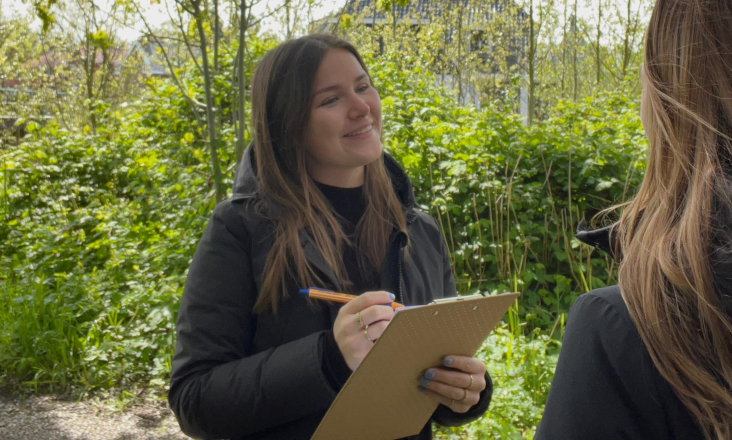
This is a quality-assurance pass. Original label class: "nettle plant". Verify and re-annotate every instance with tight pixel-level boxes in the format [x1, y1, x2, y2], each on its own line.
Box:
[370, 52, 646, 329]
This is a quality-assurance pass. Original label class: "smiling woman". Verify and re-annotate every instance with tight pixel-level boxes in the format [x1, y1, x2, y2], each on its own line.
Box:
[305, 50, 383, 188]
[166, 34, 495, 440]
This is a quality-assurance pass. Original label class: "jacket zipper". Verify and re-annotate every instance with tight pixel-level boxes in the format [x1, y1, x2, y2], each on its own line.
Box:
[397, 243, 404, 305]
[396, 215, 413, 306]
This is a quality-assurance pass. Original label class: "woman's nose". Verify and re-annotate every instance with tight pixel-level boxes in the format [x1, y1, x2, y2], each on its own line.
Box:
[347, 94, 370, 119]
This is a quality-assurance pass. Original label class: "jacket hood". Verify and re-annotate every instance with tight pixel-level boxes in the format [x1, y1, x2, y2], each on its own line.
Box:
[232, 142, 416, 214]
[576, 200, 732, 304]
[576, 219, 617, 258]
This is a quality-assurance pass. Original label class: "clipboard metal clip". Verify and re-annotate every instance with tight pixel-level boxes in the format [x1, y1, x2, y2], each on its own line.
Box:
[429, 293, 485, 305]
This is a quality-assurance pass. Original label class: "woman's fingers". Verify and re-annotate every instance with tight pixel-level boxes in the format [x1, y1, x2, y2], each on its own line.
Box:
[417, 383, 479, 414]
[441, 355, 487, 375]
[359, 303, 395, 327]
[415, 356, 488, 412]
[363, 319, 389, 340]
[418, 369, 482, 406]
[422, 367, 486, 391]
[332, 291, 396, 371]
[340, 291, 394, 314]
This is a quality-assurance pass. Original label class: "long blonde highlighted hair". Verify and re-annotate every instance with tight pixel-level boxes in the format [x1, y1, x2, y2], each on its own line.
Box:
[249, 35, 408, 313]
[615, 1, 732, 438]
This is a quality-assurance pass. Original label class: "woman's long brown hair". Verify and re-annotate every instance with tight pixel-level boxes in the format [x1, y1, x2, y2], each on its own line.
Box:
[615, 1, 732, 438]
[249, 34, 408, 313]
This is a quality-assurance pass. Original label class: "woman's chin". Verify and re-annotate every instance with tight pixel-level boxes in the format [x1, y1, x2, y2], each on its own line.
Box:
[359, 142, 384, 165]
[341, 138, 383, 164]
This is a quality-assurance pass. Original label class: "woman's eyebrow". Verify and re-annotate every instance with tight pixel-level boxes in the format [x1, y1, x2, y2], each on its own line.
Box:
[313, 74, 368, 97]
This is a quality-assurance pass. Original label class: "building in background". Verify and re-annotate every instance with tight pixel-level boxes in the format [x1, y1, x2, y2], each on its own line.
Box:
[319, 0, 528, 116]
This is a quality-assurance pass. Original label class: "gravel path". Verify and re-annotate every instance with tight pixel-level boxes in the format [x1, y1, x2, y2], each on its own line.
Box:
[0, 394, 190, 440]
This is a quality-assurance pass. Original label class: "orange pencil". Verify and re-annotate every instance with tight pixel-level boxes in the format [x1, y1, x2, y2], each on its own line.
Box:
[299, 287, 404, 310]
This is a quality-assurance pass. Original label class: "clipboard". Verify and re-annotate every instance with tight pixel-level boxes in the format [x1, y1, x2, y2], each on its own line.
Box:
[311, 292, 520, 440]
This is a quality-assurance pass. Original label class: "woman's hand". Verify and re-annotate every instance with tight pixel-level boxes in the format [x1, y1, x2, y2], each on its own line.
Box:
[333, 291, 395, 371]
[417, 355, 487, 413]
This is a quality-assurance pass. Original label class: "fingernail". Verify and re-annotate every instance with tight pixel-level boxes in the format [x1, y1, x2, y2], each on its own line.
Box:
[419, 378, 430, 387]
[424, 369, 436, 379]
[389, 293, 395, 300]
[418, 386, 426, 393]
[443, 357, 453, 366]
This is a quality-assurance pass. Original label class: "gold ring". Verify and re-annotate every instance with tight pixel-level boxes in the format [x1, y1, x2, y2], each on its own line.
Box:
[460, 388, 469, 402]
[356, 312, 364, 328]
[468, 374, 474, 389]
[364, 325, 372, 342]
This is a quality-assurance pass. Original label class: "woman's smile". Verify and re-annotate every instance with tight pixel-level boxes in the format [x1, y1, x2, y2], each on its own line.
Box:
[344, 124, 373, 139]
[304, 48, 383, 187]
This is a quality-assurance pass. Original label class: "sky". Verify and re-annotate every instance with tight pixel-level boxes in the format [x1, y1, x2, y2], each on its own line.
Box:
[4, 0, 349, 42]
[4, 0, 644, 45]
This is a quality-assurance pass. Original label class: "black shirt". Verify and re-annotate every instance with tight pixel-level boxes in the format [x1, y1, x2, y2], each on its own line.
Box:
[536, 286, 703, 440]
[314, 181, 377, 392]
[314, 181, 379, 295]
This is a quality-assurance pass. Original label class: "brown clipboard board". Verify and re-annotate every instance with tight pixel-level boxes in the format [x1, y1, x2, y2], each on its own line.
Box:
[311, 292, 520, 440]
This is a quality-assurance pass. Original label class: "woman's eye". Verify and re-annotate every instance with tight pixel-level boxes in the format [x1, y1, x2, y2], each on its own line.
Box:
[357, 84, 370, 93]
[321, 97, 338, 106]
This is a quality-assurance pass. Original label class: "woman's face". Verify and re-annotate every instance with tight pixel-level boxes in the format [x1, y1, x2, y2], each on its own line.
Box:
[304, 49, 383, 188]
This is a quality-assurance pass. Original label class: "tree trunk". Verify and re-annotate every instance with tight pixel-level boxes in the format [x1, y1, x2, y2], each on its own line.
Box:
[371, 2, 377, 48]
[572, 0, 578, 101]
[214, 0, 220, 74]
[596, 0, 602, 87]
[457, 8, 463, 105]
[622, 0, 632, 79]
[85, 44, 97, 132]
[561, 0, 567, 97]
[528, 0, 535, 126]
[193, 0, 226, 204]
[235, 0, 249, 167]
[286, 0, 292, 39]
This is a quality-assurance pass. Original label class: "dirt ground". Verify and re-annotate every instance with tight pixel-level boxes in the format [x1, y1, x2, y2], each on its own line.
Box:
[0, 393, 189, 440]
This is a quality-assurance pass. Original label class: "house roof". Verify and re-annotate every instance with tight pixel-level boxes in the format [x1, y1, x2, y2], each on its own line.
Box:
[343, 0, 520, 25]
[124, 40, 177, 77]
[30, 47, 127, 70]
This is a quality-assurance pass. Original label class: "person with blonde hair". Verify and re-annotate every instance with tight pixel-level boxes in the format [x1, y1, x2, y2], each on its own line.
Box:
[537, 0, 732, 438]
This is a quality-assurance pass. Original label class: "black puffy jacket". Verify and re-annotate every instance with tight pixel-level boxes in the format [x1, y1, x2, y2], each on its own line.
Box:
[168, 146, 493, 440]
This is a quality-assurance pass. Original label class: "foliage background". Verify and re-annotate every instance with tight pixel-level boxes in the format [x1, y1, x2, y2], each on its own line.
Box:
[1, 0, 650, 438]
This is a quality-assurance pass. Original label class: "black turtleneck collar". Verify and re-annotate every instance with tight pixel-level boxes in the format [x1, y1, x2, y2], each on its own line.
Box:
[314, 181, 366, 230]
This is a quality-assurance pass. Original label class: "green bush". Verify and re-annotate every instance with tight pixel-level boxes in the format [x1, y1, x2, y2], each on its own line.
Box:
[436, 326, 561, 439]
[369, 53, 646, 328]
[0, 81, 215, 391]
[0, 38, 280, 392]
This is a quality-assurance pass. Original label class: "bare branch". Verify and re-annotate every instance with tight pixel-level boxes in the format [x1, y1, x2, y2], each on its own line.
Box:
[165, 0, 203, 74]
[247, 0, 290, 29]
[130, 0, 204, 127]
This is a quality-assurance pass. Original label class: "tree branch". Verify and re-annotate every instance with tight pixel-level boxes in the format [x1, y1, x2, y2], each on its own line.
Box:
[131, 0, 204, 128]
